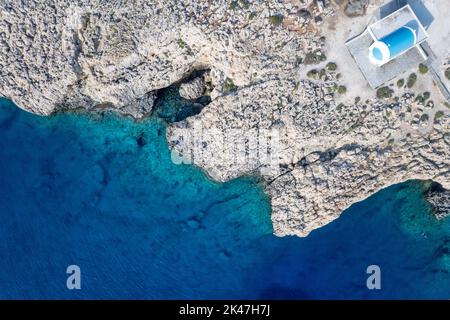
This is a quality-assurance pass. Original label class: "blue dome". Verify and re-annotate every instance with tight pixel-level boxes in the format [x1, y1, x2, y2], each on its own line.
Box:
[379, 26, 416, 58]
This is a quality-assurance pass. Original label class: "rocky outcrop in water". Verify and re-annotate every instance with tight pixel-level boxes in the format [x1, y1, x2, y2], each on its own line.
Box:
[426, 183, 450, 220]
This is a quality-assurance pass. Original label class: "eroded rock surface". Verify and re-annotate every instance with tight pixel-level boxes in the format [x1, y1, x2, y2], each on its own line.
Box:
[179, 77, 206, 100]
[168, 79, 450, 236]
[0, 0, 324, 116]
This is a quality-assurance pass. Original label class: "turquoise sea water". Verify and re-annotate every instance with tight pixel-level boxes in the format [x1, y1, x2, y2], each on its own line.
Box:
[0, 96, 449, 299]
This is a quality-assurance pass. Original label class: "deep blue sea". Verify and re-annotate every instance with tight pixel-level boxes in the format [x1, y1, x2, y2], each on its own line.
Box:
[0, 96, 449, 299]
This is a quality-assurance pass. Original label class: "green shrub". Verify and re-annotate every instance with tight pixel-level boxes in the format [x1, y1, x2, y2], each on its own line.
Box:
[337, 85, 347, 94]
[177, 39, 187, 49]
[407, 73, 417, 88]
[423, 91, 430, 100]
[376, 86, 394, 99]
[268, 14, 284, 26]
[239, 0, 250, 9]
[420, 114, 429, 122]
[419, 63, 428, 74]
[445, 68, 450, 80]
[319, 68, 327, 79]
[415, 94, 425, 104]
[230, 0, 250, 10]
[223, 78, 238, 92]
[326, 62, 337, 71]
[307, 69, 318, 78]
[434, 111, 445, 122]
[177, 39, 193, 55]
[397, 79, 404, 87]
[229, 1, 238, 10]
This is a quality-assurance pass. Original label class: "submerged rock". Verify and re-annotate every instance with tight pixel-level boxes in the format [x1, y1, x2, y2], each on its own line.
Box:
[426, 183, 450, 220]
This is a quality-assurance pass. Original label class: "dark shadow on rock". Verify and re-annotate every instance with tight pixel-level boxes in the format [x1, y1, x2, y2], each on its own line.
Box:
[152, 80, 211, 123]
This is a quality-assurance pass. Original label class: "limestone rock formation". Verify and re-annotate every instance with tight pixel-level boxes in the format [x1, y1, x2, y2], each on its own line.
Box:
[179, 77, 206, 100]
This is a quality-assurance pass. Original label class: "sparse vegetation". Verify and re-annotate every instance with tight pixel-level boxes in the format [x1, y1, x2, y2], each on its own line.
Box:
[414, 94, 425, 104]
[223, 78, 238, 92]
[177, 39, 194, 55]
[177, 39, 188, 49]
[319, 53, 327, 62]
[445, 102, 450, 109]
[434, 111, 445, 122]
[337, 85, 347, 94]
[307, 69, 318, 79]
[445, 67, 450, 80]
[397, 78, 404, 87]
[239, 0, 250, 9]
[355, 96, 361, 104]
[230, 0, 250, 10]
[419, 63, 428, 74]
[415, 94, 425, 104]
[407, 73, 417, 88]
[229, 1, 238, 10]
[376, 86, 394, 99]
[326, 62, 337, 71]
[420, 114, 429, 123]
[268, 14, 284, 26]
[319, 68, 327, 79]
[248, 11, 257, 20]
[304, 50, 326, 65]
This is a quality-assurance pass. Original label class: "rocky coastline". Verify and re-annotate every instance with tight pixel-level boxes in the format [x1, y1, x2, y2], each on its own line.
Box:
[1, 0, 449, 236]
